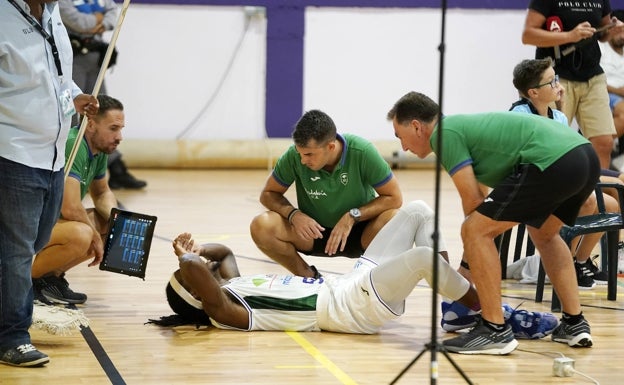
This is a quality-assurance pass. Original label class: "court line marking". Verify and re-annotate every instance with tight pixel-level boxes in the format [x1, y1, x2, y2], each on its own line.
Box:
[286, 331, 358, 385]
[68, 304, 126, 385]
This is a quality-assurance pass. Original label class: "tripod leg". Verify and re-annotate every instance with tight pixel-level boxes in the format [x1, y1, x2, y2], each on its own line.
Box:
[390, 343, 475, 385]
[439, 348, 475, 385]
[389, 346, 429, 385]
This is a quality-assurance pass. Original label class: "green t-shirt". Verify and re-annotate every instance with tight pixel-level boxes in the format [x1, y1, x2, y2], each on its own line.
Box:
[431, 112, 589, 187]
[65, 127, 108, 199]
[272, 134, 393, 228]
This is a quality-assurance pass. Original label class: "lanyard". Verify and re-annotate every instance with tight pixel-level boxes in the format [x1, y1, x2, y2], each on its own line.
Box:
[7, 0, 63, 77]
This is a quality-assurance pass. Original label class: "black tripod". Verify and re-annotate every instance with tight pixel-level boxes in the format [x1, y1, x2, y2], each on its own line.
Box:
[390, 2, 473, 384]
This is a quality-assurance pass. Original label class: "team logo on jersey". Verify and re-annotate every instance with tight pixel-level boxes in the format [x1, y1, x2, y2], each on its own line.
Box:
[305, 188, 327, 200]
[310, 176, 321, 181]
[340, 173, 348, 186]
[252, 278, 268, 287]
[360, 287, 369, 296]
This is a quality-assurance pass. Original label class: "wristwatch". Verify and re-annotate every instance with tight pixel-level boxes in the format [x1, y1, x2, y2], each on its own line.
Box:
[349, 208, 361, 223]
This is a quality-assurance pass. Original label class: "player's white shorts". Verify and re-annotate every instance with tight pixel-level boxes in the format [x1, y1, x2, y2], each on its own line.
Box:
[315, 257, 403, 334]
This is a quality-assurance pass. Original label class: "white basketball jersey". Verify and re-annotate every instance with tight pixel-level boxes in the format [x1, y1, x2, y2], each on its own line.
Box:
[210, 274, 323, 331]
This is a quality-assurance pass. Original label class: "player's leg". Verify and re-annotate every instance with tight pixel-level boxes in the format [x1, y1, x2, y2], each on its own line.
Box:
[576, 74, 616, 169]
[369, 246, 472, 314]
[363, 200, 446, 264]
[31, 221, 93, 278]
[250, 211, 315, 277]
[31, 221, 92, 304]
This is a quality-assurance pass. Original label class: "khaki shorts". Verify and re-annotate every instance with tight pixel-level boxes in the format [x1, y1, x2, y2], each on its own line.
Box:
[560, 73, 616, 138]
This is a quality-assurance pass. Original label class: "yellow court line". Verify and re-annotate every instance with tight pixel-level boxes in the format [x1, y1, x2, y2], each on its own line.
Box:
[286, 331, 359, 385]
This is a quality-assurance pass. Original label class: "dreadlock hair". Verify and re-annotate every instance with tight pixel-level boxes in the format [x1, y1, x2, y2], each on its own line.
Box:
[146, 272, 212, 327]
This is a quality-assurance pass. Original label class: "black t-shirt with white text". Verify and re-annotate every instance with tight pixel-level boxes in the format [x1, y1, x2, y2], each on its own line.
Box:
[529, 0, 612, 81]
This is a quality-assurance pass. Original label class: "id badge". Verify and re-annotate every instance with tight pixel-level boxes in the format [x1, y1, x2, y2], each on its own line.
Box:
[60, 89, 76, 118]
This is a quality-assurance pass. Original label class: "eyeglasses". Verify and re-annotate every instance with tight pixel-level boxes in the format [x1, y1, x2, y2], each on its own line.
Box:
[533, 74, 559, 89]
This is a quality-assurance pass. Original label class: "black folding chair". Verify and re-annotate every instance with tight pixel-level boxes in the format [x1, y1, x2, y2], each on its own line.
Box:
[499, 183, 624, 312]
[497, 224, 534, 280]
[539, 182, 624, 311]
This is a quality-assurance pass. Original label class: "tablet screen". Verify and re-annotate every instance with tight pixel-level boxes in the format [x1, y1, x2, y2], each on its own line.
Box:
[100, 208, 157, 279]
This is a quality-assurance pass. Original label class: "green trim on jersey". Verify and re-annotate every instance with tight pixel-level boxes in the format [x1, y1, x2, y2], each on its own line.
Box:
[65, 127, 108, 199]
[272, 134, 393, 228]
[244, 294, 318, 311]
[431, 112, 589, 187]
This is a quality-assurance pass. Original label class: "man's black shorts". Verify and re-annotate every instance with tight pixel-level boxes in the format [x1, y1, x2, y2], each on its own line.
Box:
[299, 221, 368, 258]
[477, 144, 600, 228]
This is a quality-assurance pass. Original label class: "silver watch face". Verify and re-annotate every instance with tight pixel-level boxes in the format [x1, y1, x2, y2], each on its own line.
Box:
[350, 208, 361, 219]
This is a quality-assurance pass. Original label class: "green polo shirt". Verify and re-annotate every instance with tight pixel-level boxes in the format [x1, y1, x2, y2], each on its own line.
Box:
[272, 134, 393, 228]
[65, 127, 108, 199]
[431, 112, 589, 187]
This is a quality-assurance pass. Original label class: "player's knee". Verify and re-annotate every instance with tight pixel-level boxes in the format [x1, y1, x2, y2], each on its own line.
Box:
[605, 194, 619, 213]
[402, 200, 433, 219]
[580, 193, 597, 215]
[460, 217, 487, 241]
[614, 101, 624, 115]
[250, 211, 280, 244]
[53, 221, 93, 258]
[460, 222, 471, 241]
[74, 222, 95, 250]
[405, 246, 434, 272]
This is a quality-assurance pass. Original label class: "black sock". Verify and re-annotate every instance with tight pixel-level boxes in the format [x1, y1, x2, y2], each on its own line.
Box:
[562, 311, 584, 325]
[483, 319, 506, 332]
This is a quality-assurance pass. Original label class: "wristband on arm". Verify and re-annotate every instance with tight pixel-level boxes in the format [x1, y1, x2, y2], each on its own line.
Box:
[287, 208, 300, 224]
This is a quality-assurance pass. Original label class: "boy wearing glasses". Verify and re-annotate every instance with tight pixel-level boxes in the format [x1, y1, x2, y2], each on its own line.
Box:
[510, 58, 620, 289]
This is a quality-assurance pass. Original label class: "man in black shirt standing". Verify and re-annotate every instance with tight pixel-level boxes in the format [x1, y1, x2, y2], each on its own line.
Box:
[522, 0, 624, 169]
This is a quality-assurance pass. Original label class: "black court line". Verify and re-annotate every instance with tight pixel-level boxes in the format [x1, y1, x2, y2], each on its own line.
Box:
[67, 200, 127, 383]
[152, 234, 173, 243]
[68, 304, 126, 385]
[502, 294, 624, 312]
[80, 325, 126, 385]
[73, 219, 281, 384]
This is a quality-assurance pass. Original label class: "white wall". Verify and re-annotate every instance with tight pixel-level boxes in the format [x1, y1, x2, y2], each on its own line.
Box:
[105, 5, 267, 140]
[304, 7, 534, 140]
[103, 5, 535, 163]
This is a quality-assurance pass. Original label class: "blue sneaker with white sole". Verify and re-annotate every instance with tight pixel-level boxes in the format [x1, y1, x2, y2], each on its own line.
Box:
[502, 304, 559, 339]
[440, 300, 480, 332]
[441, 300, 558, 339]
